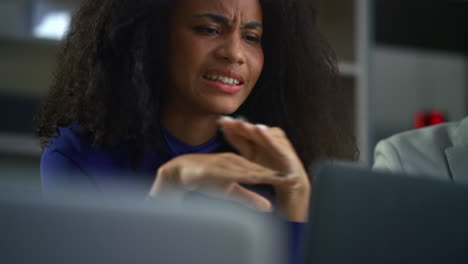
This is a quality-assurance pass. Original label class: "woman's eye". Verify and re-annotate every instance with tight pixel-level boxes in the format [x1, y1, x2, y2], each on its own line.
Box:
[245, 35, 261, 44]
[194, 26, 220, 35]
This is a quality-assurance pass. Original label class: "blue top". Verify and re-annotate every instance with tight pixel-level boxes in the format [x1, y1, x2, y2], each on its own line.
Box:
[41, 124, 305, 264]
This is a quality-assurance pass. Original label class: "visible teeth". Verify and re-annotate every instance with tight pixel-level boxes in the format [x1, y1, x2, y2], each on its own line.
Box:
[205, 74, 240, 85]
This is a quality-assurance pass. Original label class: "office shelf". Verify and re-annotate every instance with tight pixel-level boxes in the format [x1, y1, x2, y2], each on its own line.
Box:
[0, 133, 41, 157]
[317, 0, 373, 164]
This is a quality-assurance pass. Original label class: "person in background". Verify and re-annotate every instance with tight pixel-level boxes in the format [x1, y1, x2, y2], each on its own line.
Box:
[36, 0, 357, 262]
[373, 116, 468, 182]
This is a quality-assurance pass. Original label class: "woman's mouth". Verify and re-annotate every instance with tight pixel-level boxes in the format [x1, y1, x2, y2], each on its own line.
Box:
[202, 73, 244, 94]
[203, 74, 242, 86]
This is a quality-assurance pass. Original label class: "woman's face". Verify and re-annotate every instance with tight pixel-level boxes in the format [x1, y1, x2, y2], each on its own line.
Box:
[166, 0, 264, 115]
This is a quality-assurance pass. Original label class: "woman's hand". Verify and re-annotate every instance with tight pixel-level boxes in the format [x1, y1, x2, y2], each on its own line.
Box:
[149, 153, 293, 212]
[219, 117, 311, 222]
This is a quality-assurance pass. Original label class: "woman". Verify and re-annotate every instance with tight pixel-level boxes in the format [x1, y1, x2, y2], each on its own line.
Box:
[36, 0, 356, 223]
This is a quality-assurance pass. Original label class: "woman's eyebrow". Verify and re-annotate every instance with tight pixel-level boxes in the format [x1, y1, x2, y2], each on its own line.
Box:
[243, 22, 262, 30]
[194, 13, 262, 29]
[195, 13, 230, 24]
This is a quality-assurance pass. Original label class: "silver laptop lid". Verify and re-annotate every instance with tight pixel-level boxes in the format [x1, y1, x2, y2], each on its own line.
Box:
[1, 189, 286, 264]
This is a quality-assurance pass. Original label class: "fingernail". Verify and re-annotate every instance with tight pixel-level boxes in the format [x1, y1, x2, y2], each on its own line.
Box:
[236, 115, 248, 122]
[256, 124, 268, 131]
[220, 116, 234, 122]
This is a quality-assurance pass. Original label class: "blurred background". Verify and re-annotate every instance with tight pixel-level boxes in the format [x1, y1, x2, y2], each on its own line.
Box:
[0, 0, 467, 187]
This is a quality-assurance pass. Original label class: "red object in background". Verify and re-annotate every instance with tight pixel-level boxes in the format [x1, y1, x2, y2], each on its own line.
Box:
[413, 110, 427, 129]
[428, 109, 445, 126]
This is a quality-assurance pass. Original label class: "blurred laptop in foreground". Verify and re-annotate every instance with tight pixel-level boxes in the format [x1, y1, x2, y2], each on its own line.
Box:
[305, 162, 468, 264]
[0, 186, 286, 264]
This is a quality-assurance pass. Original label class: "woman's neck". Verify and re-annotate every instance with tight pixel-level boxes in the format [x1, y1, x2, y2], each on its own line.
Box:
[162, 109, 220, 146]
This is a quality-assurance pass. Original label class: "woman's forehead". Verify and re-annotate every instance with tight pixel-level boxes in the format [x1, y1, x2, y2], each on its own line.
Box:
[175, 0, 262, 22]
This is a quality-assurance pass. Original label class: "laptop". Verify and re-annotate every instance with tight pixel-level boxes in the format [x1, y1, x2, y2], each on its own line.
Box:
[304, 162, 468, 264]
[0, 188, 286, 264]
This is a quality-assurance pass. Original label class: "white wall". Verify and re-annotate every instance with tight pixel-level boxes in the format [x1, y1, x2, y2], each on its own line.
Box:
[372, 46, 468, 144]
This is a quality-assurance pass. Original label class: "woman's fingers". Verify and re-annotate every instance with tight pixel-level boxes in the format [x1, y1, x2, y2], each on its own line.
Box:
[220, 117, 264, 145]
[221, 127, 255, 159]
[210, 155, 292, 186]
[195, 183, 272, 212]
[226, 183, 273, 212]
[219, 117, 285, 154]
[152, 152, 298, 213]
[212, 153, 269, 173]
[254, 126, 293, 157]
[219, 117, 295, 168]
[219, 117, 307, 182]
[174, 153, 291, 187]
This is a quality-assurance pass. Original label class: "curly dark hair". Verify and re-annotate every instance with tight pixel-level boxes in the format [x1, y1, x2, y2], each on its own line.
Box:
[36, 0, 358, 169]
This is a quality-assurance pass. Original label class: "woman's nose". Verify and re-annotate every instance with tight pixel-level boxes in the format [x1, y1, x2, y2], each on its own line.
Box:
[215, 34, 246, 65]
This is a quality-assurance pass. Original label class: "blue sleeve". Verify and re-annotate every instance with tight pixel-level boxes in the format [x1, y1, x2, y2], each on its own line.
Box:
[288, 221, 307, 264]
[41, 150, 97, 192]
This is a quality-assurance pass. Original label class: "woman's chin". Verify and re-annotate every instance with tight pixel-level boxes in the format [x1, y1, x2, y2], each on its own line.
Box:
[207, 102, 241, 116]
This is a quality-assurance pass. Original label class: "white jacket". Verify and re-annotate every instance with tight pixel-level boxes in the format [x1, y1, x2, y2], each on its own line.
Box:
[373, 117, 468, 183]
